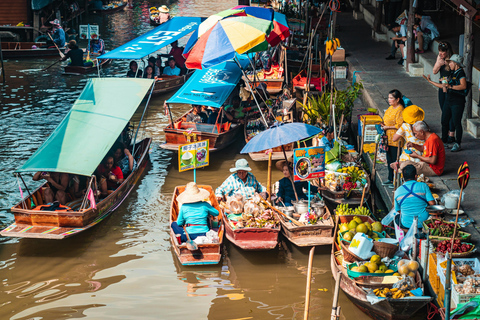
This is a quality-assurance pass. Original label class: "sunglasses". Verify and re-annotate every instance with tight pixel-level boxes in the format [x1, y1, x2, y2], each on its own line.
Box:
[438, 43, 448, 49]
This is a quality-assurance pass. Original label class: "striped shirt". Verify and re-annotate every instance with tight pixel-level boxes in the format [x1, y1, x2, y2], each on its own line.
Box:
[215, 172, 266, 200]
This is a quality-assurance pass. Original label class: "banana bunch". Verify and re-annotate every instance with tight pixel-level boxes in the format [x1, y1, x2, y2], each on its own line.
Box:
[325, 38, 341, 56]
[335, 203, 354, 216]
[373, 288, 414, 299]
[353, 206, 370, 216]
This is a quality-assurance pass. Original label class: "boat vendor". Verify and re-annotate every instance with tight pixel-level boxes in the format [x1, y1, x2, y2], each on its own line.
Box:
[171, 182, 219, 242]
[317, 126, 335, 152]
[44, 19, 65, 48]
[186, 105, 208, 123]
[400, 121, 445, 176]
[87, 37, 105, 55]
[62, 40, 93, 67]
[96, 154, 124, 196]
[33, 171, 69, 204]
[215, 159, 268, 201]
[274, 159, 317, 206]
[162, 57, 181, 76]
[158, 40, 186, 73]
[157, 5, 171, 25]
[394, 164, 435, 228]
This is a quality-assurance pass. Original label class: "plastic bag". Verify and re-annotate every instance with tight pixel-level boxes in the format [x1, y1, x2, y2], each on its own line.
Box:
[441, 190, 465, 208]
[226, 193, 244, 214]
[394, 217, 405, 243]
[400, 217, 418, 252]
[206, 230, 219, 243]
[381, 208, 398, 226]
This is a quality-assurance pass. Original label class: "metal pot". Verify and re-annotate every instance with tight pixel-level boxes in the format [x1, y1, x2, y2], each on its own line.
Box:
[426, 205, 446, 215]
[292, 200, 309, 214]
[311, 202, 325, 216]
[282, 206, 295, 217]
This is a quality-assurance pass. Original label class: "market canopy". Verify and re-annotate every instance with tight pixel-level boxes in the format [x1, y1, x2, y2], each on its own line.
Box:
[167, 57, 249, 108]
[17, 78, 154, 176]
[98, 17, 204, 60]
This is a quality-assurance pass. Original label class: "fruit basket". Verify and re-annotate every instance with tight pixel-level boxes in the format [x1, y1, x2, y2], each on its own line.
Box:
[433, 239, 476, 258]
[423, 218, 470, 241]
[341, 240, 363, 263]
[373, 240, 399, 258]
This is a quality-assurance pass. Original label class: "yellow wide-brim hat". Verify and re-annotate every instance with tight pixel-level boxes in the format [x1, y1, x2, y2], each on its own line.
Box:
[403, 105, 425, 125]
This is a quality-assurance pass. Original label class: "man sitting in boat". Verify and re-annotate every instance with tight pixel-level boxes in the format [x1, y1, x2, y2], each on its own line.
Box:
[207, 106, 234, 125]
[62, 40, 93, 67]
[96, 154, 124, 196]
[186, 105, 208, 123]
[162, 57, 181, 76]
[126, 61, 143, 78]
[87, 38, 105, 55]
[275, 159, 317, 206]
[223, 96, 245, 121]
[44, 19, 65, 48]
[316, 126, 335, 152]
[171, 182, 219, 242]
[215, 159, 268, 201]
[160, 40, 186, 74]
[394, 164, 435, 229]
[33, 171, 69, 205]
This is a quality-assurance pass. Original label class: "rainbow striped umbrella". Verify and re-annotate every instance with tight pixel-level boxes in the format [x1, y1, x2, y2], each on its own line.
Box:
[185, 16, 272, 70]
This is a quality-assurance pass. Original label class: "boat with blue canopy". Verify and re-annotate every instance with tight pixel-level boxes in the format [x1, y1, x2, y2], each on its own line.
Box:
[0, 78, 155, 239]
[160, 57, 249, 152]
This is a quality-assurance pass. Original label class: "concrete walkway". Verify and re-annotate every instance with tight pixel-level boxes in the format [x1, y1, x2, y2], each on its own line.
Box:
[334, 10, 480, 242]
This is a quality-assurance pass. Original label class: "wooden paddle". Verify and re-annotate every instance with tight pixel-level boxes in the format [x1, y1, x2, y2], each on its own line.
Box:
[42, 59, 62, 71]
[183, 226, 198, 251]
[47, 33, 65, 59]
[260, 197, 304, 227]
[304, 246, 315, 320]
[359, 183, 368, 208]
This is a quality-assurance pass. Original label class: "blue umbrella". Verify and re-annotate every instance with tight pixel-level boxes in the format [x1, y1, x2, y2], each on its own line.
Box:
[240, 122, 322, 154]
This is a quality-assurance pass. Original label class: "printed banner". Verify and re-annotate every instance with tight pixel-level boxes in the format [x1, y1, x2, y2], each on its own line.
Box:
[293, 146, 325, 181]
[178, 140, 209, 172]
[79, 25, 100, 40]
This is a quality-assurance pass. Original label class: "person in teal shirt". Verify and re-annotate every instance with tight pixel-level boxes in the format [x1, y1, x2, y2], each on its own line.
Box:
[171, 182, 219, 242]
[394, 164, 435, 228]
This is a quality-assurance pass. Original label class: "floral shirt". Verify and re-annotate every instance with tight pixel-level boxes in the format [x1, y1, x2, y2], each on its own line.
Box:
[215, 172, 266, 200]
[395, 123, 424, 162]
[383, 105, 404, 147]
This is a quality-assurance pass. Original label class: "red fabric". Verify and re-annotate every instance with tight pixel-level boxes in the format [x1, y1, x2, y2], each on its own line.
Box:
[292, 70, 326, 91]
[169, 46, 186, 68]
[97, 164, 124, 189]
[423, 133, 445, 175]
[185, 27, 214, 70]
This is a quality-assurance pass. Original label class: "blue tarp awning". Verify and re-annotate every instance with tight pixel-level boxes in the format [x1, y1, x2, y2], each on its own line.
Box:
[98, 17, 203, 60]
[32, 0, 53, 10]
[167, 57, 249, 108]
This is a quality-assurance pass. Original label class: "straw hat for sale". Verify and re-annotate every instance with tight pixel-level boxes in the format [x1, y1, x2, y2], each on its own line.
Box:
[230, 159, 252, 173]
[159, 5, 169, 13]
[402, 105, 425, 125]
[176, 182, 210, 204]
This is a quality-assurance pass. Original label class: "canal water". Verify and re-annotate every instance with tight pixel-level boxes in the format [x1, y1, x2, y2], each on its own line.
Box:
[0, 1, 373, 319]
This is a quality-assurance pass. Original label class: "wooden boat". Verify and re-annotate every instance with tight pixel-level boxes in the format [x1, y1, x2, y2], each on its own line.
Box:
[320, 174, 371, 206]
[169, 185, 224, 266]
[152, 73, 193, 96]
[0, 138, 151, 239]
[244, 115, 293, 161]
[243, 75, 284, 95]
[64, 57, 111, 75]
[276, 207, 334, 246]
[1, 42, 65, 59]
[223, 214, 280, 251]
[160, 109, 243, 152]
[331, 217, 432, 320]
[90, 1, 127, 14]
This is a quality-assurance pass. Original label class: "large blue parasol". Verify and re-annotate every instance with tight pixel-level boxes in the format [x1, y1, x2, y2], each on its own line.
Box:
[240, 122, 322, 154]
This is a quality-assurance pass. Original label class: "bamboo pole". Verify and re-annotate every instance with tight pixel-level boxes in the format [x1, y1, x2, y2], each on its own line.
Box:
[330, 270, 342, 320]
[304, 247, 315, 320]
[267, 150, 272, 202]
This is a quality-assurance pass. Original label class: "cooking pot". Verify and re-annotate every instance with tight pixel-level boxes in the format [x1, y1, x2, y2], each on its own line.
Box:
[282, 206, 295, 217]
[292, 200, 309, 214]
[426, 205, 446, 215]
[444, 194, 459, 209]
[311, 202, 325, 216]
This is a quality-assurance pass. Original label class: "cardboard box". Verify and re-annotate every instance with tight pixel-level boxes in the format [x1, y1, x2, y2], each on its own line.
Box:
[332, 48, 345, 62]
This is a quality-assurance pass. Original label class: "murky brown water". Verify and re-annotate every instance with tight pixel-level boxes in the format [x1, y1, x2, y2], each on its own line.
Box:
[0, 1, 372, 319]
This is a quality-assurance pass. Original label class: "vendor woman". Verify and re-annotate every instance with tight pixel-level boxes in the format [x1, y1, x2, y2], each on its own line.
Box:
[275, 159, 317, 206]
[171, 182, 219, 242]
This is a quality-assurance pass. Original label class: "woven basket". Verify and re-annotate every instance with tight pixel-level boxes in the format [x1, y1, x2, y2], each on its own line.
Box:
[373, 241, 398, 258]
[341, 240, 363, 263]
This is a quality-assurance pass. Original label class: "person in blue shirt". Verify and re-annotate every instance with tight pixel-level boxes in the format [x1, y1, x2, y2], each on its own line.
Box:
[318, 126, 335, 152]
[46, 19, 65, 48]
[394, 164, 435, 229]
[88, 38, 105, 55]
[171, 182, 219, 242]
[162, 57, 181, 76]
[275, 159, 317, 206]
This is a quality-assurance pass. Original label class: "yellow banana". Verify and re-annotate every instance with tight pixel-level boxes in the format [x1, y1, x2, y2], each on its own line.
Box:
[335, 38, 341, 48]
[390, 288, 399, 292]
[373, 289, 380, 294]
[332, 39, 337, 51]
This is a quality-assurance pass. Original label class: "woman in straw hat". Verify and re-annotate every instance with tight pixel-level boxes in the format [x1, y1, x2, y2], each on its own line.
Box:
[157, 5, 170, 24]
[171, 182, 219, 242]
[215, 159, 267, 202]
[391, 105, 425, 167]
[424, 54, 467, 152]
[275, 159, 316, 206]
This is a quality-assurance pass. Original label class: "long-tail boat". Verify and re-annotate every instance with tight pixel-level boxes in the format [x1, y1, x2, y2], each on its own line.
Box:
[90, 1, 127, 14]
[169, 185, 224, 265]
[1, 42, 65, 59]
[224, 215, 280, 250]
[64, 57, 111, 74]
[330, 215, 432, 319]
[0, 78, 155, 239]
[151, 72, 193, 96]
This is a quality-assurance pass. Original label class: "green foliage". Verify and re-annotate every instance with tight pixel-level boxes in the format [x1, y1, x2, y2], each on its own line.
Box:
[300, 81, 364, 126]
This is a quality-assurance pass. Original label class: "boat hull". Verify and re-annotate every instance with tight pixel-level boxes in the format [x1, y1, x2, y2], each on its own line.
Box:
[320, 174, 371, 206]
[64, 58, 111, 74]
[152, 73, 192, 96]
[1, 138, 151, 239]
[1, 42, 65, 59]
[224, 220, 279, 250]
[169, 185, 224, 266]
[90, 2, 126, 14]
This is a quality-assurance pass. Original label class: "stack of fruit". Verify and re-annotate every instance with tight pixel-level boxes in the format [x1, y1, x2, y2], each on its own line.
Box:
[336, 204, 371, 216]
[436, 240, 474, 255]
[351, 255, 395, 274]
[338, 216, 382, 242]
[324, 165, 367, 192]
[373, 287, 414, 298]
[397, 259, 420, 277]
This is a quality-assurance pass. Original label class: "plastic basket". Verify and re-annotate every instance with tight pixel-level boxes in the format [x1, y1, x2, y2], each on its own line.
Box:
[452, 284, 478, 308]
[437, 258, 480, 286]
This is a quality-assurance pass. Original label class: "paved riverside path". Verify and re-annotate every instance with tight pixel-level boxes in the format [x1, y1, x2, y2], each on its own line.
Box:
[333, 10, 480, 241]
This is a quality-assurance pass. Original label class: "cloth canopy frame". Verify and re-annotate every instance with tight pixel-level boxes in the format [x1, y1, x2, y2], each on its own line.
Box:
[17, 78, 155, 176]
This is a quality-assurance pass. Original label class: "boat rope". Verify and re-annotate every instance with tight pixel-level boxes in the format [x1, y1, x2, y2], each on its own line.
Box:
[427, 302, 440, 320]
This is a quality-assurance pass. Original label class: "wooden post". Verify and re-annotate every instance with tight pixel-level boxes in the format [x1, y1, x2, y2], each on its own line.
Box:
[267, 151, 272, 202]
[464, 3, 474, 119]
[374, 0, 383, 33]
[331, 270, 342, 320]
[406, 0, 415, 71]
[304, 247, 315, 320]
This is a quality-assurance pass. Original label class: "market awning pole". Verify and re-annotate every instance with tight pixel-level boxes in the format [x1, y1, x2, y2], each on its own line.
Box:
[282, 145, 298, 202]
